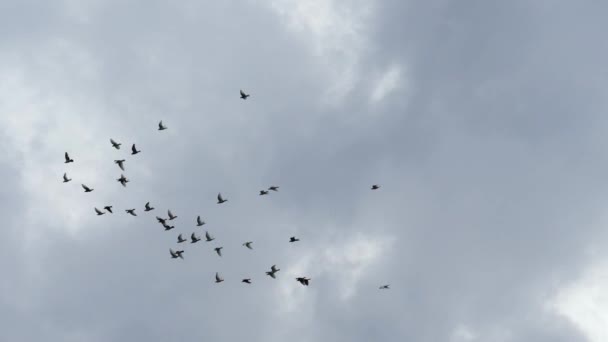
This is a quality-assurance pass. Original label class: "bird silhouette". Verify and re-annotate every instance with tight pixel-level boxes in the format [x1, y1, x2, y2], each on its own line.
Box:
[242, 279, 252, 284]
[170, 249, 184, 259]
[62, 173, 71, 183]
[215, 272, 224, 283]
[240, 89, 250, 100]
[205, 231, 215, 242]
[81, 184, 94, 193]
[217, 193, 227, 204]
[163, 222, 175, 231]
[379, 285, 390, 290]
[266, 265, 280, 279]
[104, 206, 113, 213]
[158, 120, 167, 131]
[268, 186, 279, 192]
[110, 139, 121, 149]
[296, 277, 310, 286]
[289, 236, 300, 243]
[196, 216, 205, 226]
[243, 241, 253, 249]
[64, 152, 74, 163]
[191, 233, 201, 243]
[214, 247, 223, 257]
[156, 216, 167, 224]
[114, 159, 125, 171]
[371, 184, 380, 190]
[94, 207, 105, 216]
[131, 144, 140, 155]
[259, 190, 269, 196]
[177, 234, 187, 243]
[168, 210, 177, 220]
[144, 202, 154, 211]
[117, 174, 129, 187]
[125, 209, 137, 216]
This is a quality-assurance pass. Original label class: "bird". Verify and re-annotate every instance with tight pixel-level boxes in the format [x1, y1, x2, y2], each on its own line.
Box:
[243, 241, 253, 249]
[81, 184, 94, 192]
[296, 277, 310, 286]
[125, 209, 137, 216]
[214, 247, 223, 257]
[156, 216, 167, 224]
[217, 193, 227, 204]
[205, 231, 214, 242]
[215, 272, 224, 283]
[196, 216, 205, 227]
[104, 206, 113, 213]
[379, 285, 390, 290]
[259, 190, 269, 196]
[110, 139, 121, 149]
[94, 207, 105, 216]
[62, 173, 71, 183]
[64, 152, 74, 163]
[163, 223, 175, 231]
[240, 89, 250, 100]
[289, 236, 300, 243]
[371, 184, 380, 190]
[242, 279, 252, 284]
[158, 120, 167, 131]
[131, 144, 140, 155]
[177, 234, 187, 243]
[144, 202, 154, 211]
[170, 249, 184, 259]
[168, 210, 177, 220]
[268, 186, 279, 192]
[114, 159, 125, 171]
[191, 233, 201, 243]
[117, 174, 129, 187]
[266, 265, 280, 279]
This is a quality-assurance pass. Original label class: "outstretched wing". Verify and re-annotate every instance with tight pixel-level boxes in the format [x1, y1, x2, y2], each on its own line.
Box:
[131, 144, 137, 153]
[217, 193, 223, 202]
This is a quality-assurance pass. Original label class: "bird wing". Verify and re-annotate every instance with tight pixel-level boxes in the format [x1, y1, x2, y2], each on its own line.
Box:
[158, 121, 163, 129]
[191, 233, 196, 240]
[81, 184, 88, 191]
[145, 202, 150, 209]
[197, 216, 202, 224]
[131, 144, 137, 153]
[217, 193, 223, 201]
[240, 89, 246, 96]
[271, 265, 278, 272]
[206, 231, 212, 240]
[170, 249, 176, 257]
[110, 138, 117, 145]
[63, 173, 68, 180]
[65, 152, 69, 160]
[216, 273, 221, 281]
[95, 208, 102, 214]
[216, 248, 222, 256]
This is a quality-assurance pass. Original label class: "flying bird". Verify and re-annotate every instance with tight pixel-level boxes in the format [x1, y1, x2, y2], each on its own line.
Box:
[144, 202, 154, 211]
[94, 207, 105, 216]
[266, 265, 280, 279]
[296, 277, 310, 286]
[240, 89, 250, 100]
[81, 184, 94, 193]
[170, 249, 184, 259]
[259, 190, 269, 196]
[104, 206, 113, 213]
[64, 152, 74, 163]
[117, 174, 129, 187]
[242, 279, 252, 284]
[125, 209, 137, 216]
[114, 159, 125, 171]
[205, 231, 214, 242]
[289, 236, 300, 243]
[379, 285, 390, 290]
[110, 139, 121, 149]
[62, 173, 71, 183]
[196, 216, 205, 226]
[214, 247, 223, 257]
[177, 234, 187, 243]
[156, 216, 167, 224]
[163, 223, 175, 231]
[217, 193, 227, 204]
[215, 272, 224, 283]
[158, 120, 167, 131]
[243, 241, 253, 249]
[131, 144, 140, 155]
[371, 184, 380, 190]
[168, 210, 177, 220]
[268, 186, 279, 192]
[191, 233, 201, 243]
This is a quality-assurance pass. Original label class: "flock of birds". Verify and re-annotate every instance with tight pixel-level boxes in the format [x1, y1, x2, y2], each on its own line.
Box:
[61, 90, 390, 290]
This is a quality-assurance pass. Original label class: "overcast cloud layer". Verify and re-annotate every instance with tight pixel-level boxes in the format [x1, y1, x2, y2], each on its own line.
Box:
[0, 1, 607, 341]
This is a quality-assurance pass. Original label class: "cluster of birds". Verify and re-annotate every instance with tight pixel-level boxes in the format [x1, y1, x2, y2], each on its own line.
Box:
[62, 90, 390, 290]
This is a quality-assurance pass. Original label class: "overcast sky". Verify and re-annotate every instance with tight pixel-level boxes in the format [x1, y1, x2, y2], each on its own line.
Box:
[0, 1, 607, 341]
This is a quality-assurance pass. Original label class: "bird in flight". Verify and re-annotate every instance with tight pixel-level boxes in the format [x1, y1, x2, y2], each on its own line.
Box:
[125, 209, 137, 216]
[214, 247, 223, 257]
[104, 206, 113, 213]
[215, 272, 224, 283]
[114, 159, 125, 171]
[259, 190, 269, 196]
[144, 202, 154, 211]
[266, 265, 280, 279]
[268, 186, 279, 192]
[371, 184, 380, 190]
[62, 173, 71, 183]
[217, 193, 227, 204]
[162, 222, 175, 231]
[117, 174, 129, 187]
[168, 210, 177, 220]
[177, 234, 187, 243]
[242, 241, 253, 249]
[110, 139, 121, 149]
[289, 236, 300, 243]
[296, 277, 310, 286]
[191, 233, 201, 243]
[94, 207, 105, 216]
[131, 144, 141, 155]
[196, 216, 205, 227]
[379, 285, 390, 290]
[205, 231, 214, 242]
[156, 216, 167, 224]
[81, 184, 94, 193]
[170, 249, 184, 259]
[158, 120, 167, 131]
[64, 152, 74, 163]
[240, 89, 250, 100]
[242, 279, 252, 284]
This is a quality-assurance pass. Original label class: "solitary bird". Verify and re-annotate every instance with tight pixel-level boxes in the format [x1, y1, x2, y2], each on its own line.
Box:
[191, 233, 201, 243]
[177, 234, 187, 243]
[104, 206, 113, 213]
[131, 144, 140, 155]
[125, 209, 137, 216]
[144, 202, 154, 211]
[268, 186, 279, 192]
[196, 216, 205, 227]
[64, 152, 74, 163]
[217, 193, 227, 204]
[110, 139, 121, 149]
[215, 272, 224, 283]
[158, 120, 167, 131]
[243, 241, 253, 249]
[114, 159, 125, 171]
[240, 89, 250, 100]
[156, 216, 167, 224]
[117, 174, 129, 187]
[289, 236, 300, 243]
[94, 207, 105, 216]
[168, 210, 177, 220]
[242, 279, 252, 284]
[170, 249, 184, 259]
[266, 265, 280, 279]
[371, 184, 380, 190]
[259, 190, 269, 196]
[81, 184, 94, 193]
[163, 223, 175, 231]
[62, 173, 71, 183]
[296, 277, 310, 286]
[379, 285, 390, 290]
[214, 247, 223, 257]
[205, 231, 214, 242]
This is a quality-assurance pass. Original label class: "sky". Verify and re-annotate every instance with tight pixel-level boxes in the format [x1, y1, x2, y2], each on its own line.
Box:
[0, 0, 607, 341]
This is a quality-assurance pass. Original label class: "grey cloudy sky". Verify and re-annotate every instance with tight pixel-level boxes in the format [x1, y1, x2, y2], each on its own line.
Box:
[0, 0, 607, 341]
